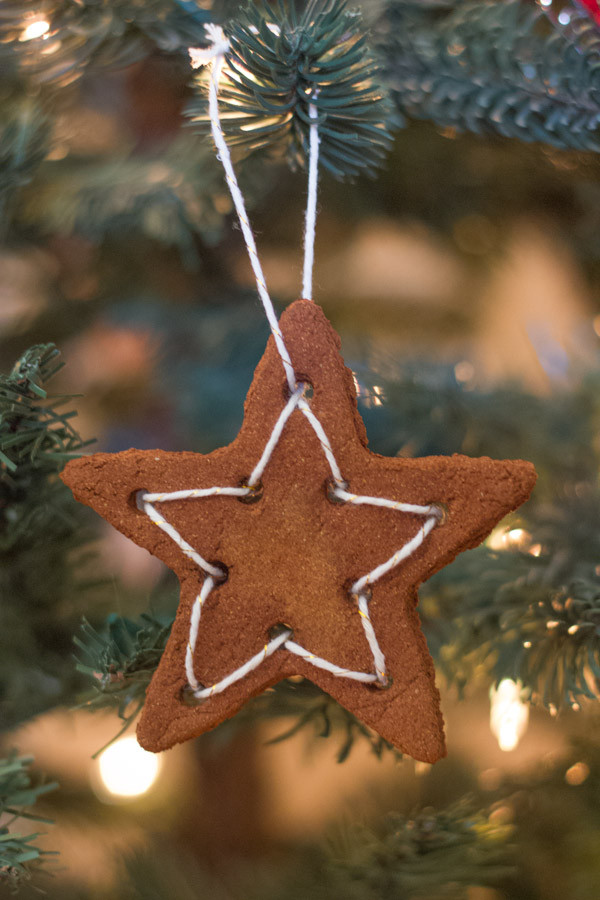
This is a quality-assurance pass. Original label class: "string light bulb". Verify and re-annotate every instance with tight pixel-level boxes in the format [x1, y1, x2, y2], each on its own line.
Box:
[96, 736, 161, 800]
[490, 679, 529, 752]
[487, 525, 534, 552]
[20, 19, 50, 41]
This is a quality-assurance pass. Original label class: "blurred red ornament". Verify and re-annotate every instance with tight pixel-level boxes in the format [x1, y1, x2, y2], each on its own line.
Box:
[576, 0, 600, 24]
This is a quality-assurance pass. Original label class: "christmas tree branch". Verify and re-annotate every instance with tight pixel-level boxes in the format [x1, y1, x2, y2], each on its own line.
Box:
[74, 613, 172, 757]
[381, 0, 600, 152]
[187, 0, 395, 178]
[429, 508, 600, 711]
[20, 136, 229, 255]
[75, 612, 400, 761]
[326, 799, 516, 898]
[0, 93, 49, 237]
[118, 798, 517, 899]
[0, 754, 57, 891]
[1, 0, 212, 86]
[0, 343, 92, 549]
[0, 344, 92, 729]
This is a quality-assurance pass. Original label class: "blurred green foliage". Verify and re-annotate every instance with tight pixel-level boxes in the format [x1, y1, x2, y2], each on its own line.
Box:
[382, 0, 600, 151]
[0, 754, 57, 891]
[0, 345, 91, 729]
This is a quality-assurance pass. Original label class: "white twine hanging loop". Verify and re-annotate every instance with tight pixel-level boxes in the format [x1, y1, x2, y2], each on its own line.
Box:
[302, 99, 320, 301]
[190, 26, 296, 393]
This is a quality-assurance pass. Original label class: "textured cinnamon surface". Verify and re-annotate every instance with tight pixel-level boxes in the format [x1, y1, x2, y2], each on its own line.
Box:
[62, 300, 536, 763]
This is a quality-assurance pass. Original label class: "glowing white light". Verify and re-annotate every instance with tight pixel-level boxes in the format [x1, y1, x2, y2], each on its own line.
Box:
[487, 526, 532, 551]
[558, 10, 571, 24]
[490, 679, 529, 752]
[97, 736, 161, 798]
[540, 0, 552, 7]
[20, 19, 50, 41]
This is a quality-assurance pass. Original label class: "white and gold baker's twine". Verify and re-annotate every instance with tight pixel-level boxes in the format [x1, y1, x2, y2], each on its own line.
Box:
[138, 28, 443, 702]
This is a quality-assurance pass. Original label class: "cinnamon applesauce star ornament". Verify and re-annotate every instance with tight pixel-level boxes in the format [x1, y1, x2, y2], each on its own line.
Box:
[62, 23, 536, 764]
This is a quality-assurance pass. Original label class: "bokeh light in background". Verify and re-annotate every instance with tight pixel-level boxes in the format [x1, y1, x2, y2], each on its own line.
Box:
[96, 736, 162, 800]
[487, 524, 542, 556]
[19, 18, 50, 41]
[490, 679, 530, 752]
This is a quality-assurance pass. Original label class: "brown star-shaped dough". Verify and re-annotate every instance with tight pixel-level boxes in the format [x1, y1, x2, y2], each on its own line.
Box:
[62, 300, 536, 763]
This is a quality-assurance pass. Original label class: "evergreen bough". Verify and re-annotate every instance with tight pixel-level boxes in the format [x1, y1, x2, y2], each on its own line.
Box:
[0, 0, 212, 84]
[0, 754, 57, 890]
[187, 0, 395, 178]
[383, 0, 600, 151]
